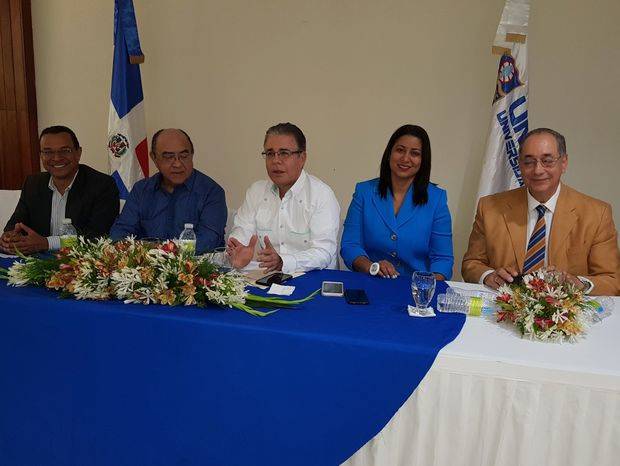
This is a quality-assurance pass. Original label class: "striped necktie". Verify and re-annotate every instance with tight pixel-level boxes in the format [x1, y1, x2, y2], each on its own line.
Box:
[523, 205, 547, 274]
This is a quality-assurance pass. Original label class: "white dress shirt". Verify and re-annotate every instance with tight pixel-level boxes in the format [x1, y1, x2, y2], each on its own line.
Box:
[230, 170, 341, 273]
[47, 170, 79, 250]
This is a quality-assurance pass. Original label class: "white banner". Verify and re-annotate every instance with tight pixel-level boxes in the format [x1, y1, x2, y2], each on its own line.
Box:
[477, 0, 530, 200]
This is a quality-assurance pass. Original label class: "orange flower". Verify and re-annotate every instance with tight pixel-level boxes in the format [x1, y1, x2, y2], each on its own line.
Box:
[181, 284, 196, 298]
[529, 278, 546, 292]
[558, 320, 582, 335]
[184, 260, 196, 273]
[140, 268, 154, 283]
[156, 289, 176, 305]
[178, 272, 194, 286]
[46, 273, 66, 289]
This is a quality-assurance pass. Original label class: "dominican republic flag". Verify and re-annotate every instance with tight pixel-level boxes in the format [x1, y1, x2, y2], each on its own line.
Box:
[477, 0, 529, 199]
[108, 0, 149, 200]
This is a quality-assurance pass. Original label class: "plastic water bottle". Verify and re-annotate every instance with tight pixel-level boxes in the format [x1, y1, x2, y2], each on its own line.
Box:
[178, 223, 196, 255]
[585, 297, 614, 321]
[436, 288, 498, 316]
[59, 218, 77, 248]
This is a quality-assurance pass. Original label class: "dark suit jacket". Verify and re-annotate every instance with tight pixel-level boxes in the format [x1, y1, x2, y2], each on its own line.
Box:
[4, 164, 120, 238]
[462, 184, 620, 296]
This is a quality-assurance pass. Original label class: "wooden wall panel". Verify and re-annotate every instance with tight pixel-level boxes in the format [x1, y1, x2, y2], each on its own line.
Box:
[0, 0, 38, 190]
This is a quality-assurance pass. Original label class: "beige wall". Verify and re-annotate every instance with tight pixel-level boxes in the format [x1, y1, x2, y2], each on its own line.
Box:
[31, 0, 620, 278]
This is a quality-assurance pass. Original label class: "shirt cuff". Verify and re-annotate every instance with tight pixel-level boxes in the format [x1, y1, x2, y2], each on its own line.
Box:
[280, 254, 297, 274]
[47, 236, 60, 251]
[577, 276, 594, 294]
[479, 269, 494, 285]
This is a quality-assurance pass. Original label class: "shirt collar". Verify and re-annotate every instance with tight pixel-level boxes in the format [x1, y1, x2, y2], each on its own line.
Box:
[270, 169, 308, 198]
[48, 169, 79, 194]
[154, 169, 196, 192]
[527, 184, 561, 215]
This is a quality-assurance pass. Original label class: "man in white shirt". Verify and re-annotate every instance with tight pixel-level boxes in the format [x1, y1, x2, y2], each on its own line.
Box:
[462, 128, 619, 295]
[227, 123, 340, 274]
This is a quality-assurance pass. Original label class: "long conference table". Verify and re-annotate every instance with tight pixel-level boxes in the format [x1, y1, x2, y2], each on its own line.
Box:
[0, 260, 618, 466]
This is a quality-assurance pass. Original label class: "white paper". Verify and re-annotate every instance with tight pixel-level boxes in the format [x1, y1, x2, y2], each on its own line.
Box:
[267, 283, 295, 296]
[407, 305, 436, 318]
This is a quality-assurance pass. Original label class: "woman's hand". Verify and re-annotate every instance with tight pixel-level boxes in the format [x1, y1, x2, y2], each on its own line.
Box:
[376, 260, 399, 279]
[352, 256, 399, 278]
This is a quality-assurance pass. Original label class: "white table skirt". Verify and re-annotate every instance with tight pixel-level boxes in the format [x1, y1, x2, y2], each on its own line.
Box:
[344, 282, 620, 466]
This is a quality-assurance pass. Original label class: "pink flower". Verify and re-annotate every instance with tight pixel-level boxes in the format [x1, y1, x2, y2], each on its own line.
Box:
[496, 310, 515, 322]
[497, 293, 511, 303]
[534, 317, 554, 330]
[160, 241, 178, 254]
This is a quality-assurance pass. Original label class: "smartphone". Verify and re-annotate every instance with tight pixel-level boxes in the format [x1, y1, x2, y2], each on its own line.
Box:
[321, 281, 344, 297]
[255, 272, 292, 286]
[344, 289, 369, 305]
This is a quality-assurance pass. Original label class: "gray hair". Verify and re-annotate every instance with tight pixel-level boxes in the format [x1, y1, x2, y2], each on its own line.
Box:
[519, 128, 567, 155]
[264, 122, 306, 151]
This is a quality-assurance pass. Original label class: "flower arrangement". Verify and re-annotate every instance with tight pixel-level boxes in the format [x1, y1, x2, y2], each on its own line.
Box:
[0, 237, 317, 317]
[495, 269, 605, 342]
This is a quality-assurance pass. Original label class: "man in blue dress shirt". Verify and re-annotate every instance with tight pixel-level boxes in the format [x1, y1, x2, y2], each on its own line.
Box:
[110, 128, 227, 253]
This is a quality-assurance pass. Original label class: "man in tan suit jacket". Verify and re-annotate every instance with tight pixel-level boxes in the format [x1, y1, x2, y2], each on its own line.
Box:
[462, 128, 619, 296]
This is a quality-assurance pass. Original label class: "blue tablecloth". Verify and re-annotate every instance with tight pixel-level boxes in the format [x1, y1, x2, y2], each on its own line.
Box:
[0, 261, 465, 466]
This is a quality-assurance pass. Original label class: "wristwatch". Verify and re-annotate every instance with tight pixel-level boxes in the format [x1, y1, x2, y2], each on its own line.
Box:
[369, 262, 380, 276]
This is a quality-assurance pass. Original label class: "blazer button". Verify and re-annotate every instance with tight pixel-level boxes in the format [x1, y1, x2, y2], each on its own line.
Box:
[390, 251, 397, 258]
[390, 233, 397, 241]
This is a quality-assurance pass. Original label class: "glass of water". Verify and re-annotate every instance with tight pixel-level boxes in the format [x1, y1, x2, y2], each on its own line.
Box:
[208, 247, 232, 272]
[411, 271, 437, 316]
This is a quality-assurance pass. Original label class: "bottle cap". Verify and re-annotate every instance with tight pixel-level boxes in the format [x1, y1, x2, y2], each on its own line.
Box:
[184, 223, 193, 229]
[62, 218, 72, 224]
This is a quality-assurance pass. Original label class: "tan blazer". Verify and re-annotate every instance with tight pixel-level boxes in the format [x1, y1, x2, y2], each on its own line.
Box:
[462, 184, 620, 296]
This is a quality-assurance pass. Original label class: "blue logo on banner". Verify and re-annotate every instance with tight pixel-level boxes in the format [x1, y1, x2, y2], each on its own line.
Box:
[496, 95, 528, 186]
[494, 54, 523, 103]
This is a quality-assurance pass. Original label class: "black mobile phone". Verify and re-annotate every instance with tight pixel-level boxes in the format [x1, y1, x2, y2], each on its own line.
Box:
[344, 289, 369, 305]
[255, 272, 292, 287]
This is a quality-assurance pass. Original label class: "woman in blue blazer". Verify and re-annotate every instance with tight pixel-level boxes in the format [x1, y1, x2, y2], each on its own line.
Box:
[340, 124, 453, 279]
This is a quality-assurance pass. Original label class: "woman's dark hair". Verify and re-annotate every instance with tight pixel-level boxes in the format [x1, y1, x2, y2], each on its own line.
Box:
[378, 124, 431, 205]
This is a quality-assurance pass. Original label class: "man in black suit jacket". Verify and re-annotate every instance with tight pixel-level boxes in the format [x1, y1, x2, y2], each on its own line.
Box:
[1, 126, 120, 254]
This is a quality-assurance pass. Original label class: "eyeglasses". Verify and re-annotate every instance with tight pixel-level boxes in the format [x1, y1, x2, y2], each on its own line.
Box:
[261, 149, 303, 160]
[157, 151, 193, 162]
[40, 148, 76, 157]
[520, 155, 564, 169]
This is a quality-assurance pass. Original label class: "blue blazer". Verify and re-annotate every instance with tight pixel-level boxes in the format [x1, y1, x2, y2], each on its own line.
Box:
[340, 179, 454, 279]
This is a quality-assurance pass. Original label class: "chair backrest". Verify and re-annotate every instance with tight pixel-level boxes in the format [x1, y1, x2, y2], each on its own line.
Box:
[0, 190, 21, 230]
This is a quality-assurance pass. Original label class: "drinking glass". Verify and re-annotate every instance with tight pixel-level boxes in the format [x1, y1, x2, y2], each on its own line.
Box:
[209, 246, 232, 272]
[411, 271, 437, 316]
